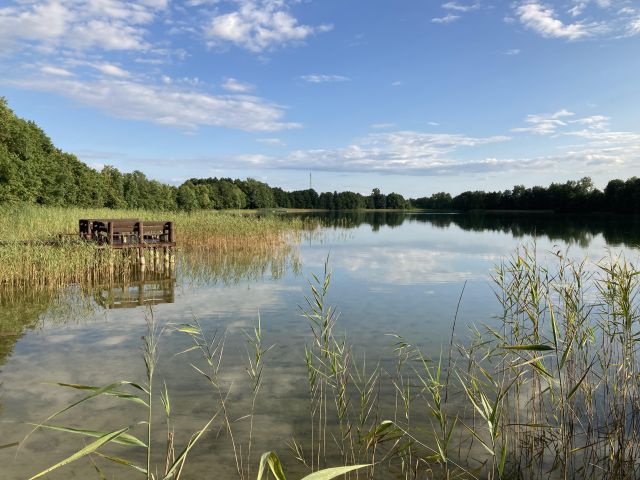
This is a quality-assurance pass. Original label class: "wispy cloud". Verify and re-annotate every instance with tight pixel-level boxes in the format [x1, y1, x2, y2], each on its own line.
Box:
[91, 63, 130, 78]
[222, 77, 255, 92]
[442, 2, 481, 13]
[512, 109, 575, 135]
[4, 74, 301, 132]
[205, 0, 332, 52]
[300, 74, 350, 83]
[257, 137, 286, 146]
[504, 48, 521, 55]
[512, 109, 615, 137]
[513, 1, 639, 41]
[433, 1, 481, 24]
[515, 2, 594, 40]
[371, 123, 396, 130]
[432, 14, 461, 24]
[40, 65, 74, 77]
[206, 131, 512, 175]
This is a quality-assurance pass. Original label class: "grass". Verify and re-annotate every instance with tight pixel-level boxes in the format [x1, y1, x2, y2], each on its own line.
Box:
[0, 204, 303, 291]
[11, 244, 640, 479]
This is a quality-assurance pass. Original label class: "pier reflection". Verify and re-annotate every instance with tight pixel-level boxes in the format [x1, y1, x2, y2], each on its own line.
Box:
[90, 269, 175, 309]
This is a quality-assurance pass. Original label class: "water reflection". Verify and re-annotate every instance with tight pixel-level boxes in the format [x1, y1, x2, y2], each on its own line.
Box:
[1, 212, 640, 479]
[296, 211, 640, 248]
[90, 268, 176, 309]
[180, 241, 301, 285]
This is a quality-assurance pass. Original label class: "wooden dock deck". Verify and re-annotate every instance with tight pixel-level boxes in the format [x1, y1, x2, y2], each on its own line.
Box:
[79, 219, 175, 248]
[80, 219, 176, 266]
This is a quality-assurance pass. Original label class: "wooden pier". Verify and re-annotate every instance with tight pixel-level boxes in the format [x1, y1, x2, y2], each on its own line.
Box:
[79, 219, 176, 266]
[79, 219, 175, 248]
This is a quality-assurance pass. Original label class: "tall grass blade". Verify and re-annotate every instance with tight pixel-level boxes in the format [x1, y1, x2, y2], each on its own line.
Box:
[27, 427, 130, 480]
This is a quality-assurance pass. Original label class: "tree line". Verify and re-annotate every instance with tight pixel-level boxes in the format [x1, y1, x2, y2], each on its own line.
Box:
[1, 98, 639, 213]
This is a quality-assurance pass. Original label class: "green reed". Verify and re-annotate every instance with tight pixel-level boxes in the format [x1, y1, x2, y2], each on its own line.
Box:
[16, 244, 640, 479]
[0, 204, 302, 292]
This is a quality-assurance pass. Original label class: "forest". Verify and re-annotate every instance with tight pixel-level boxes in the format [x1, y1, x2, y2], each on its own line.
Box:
[1, 97, 639, 213]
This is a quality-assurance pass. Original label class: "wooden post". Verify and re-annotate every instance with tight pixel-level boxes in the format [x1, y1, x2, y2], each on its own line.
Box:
[107, 221, 114, 245]
[138, 221, 145, 245]
[138, 221, 145, 266]
[168, 222, 175, 243]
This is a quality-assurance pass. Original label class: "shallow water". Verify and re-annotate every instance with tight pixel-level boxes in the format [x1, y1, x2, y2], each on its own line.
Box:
[1, 212, 638, 479]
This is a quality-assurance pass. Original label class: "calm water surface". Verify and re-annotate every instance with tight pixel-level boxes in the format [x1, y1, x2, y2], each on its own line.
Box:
[1, 212, 638, 479]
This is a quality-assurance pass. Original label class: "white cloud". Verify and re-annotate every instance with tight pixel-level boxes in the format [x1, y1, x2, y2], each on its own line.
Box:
[442, 2, 481, 13]
[0, 0, 167, 53]
[391, 80, 403, 87]
[371, 123, 396, 130]
[205, 0, 332, 52]
[512, 109, 575, 135]
[222, 77, 255, 92]
[504, 48, 521, 55]
[92, 63, 130, 77]
[210, 131, 512, 175]
[300, 74, 350, 83]
[4, 74, 301, 132]
[175, 108, 639, 177]
[257, 137, 286, 146]
[41, 65, 74, 77]
[515, 2, 595, 40]
[511, 109, 632, 143]
[432, 14, 461, 24]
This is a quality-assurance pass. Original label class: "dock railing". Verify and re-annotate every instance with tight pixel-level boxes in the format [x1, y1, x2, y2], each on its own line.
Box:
[79, 219, 175, 248]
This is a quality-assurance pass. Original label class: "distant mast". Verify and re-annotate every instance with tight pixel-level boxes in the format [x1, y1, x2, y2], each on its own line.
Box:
[309, 172, 312, 190]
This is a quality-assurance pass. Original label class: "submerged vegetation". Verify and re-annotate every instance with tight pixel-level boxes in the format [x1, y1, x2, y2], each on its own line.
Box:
[15, 247, 640, 479]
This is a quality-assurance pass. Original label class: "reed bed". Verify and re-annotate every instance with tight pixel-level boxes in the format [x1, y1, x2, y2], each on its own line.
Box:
[0, 205, 302, 292]
[180, 242, 302, 285]
[16, 245, 640, 479]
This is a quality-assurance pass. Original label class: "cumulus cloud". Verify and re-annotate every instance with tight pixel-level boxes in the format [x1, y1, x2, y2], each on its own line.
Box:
[515, 2, 595, 40]
[4, 74, 301, 131]
[205, 0, 332, 52]
[300, 74, 350, 83]
[514, 1, 640, 40]
[0, 0, 167, 52]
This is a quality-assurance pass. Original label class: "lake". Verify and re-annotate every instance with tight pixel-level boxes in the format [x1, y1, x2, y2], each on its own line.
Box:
[1, 212, 638, 479]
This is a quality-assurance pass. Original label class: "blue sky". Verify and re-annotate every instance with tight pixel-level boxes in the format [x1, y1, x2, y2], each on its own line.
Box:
[0, 0, 639, 197]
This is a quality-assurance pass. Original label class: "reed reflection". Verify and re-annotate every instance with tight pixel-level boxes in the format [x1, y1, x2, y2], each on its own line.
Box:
[295, 211, 640, 248]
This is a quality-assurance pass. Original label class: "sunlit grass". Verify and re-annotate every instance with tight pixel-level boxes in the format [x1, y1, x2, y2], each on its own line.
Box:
[0, 205, 302, 291]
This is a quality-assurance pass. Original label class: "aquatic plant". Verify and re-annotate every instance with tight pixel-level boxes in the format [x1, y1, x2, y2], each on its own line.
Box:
[0, 205, 302, 291]
[15, 245, 640, 479]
